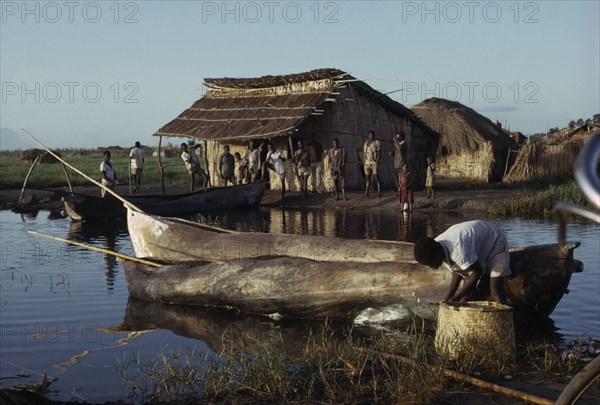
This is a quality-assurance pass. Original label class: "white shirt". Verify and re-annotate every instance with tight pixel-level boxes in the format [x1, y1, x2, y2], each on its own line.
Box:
[181, 149, 199, 171]
[100, 161, 116, 181]
[266, 150, 286, 175]
[129, 147, 144, 169]
[435, 220, 504, 275]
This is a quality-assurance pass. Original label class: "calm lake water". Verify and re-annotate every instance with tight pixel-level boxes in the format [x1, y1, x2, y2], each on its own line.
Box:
[0, 207, 598, 402]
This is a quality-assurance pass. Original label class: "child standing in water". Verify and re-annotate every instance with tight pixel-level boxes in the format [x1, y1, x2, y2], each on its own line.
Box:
[398, 163, 413, 211]
[426, 156, 436, 199]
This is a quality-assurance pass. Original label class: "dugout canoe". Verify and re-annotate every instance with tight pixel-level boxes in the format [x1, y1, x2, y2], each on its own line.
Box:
[122, 242, 582, 321]
[62, 181, 266, 221]
[127, 208, 415, 262]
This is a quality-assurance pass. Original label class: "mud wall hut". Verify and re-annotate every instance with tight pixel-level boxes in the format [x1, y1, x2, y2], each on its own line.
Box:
[411, 98, 519, 183]
[154, 68, 438, 191]
[503, 123, 599, 183]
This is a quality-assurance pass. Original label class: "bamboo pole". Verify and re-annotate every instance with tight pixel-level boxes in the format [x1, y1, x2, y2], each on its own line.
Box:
[158, 135, 165, 194]
[21, 129, 144, 213]
[357, 348, 554, 405]
[18, 155, 41, 206]
[28, 231, 160, 267]
[60, 163, 74, 195]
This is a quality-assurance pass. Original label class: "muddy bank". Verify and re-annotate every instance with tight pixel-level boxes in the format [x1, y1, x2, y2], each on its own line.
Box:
[0, 183, 538, 214]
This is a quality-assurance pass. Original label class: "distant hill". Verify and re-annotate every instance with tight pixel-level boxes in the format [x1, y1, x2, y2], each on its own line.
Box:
[0, 128, 34, 150]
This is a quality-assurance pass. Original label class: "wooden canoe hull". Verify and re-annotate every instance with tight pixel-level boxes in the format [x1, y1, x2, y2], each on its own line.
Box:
[63, 181, 266, 221]
[123, 242, 582, 321]
[127, 209, 415, 263]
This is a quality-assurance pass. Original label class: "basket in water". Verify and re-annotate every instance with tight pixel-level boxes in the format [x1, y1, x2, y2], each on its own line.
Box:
[435, 301, 515, 361]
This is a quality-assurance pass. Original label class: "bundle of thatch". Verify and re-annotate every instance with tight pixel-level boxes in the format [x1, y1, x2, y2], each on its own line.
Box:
[504, 124, 598, 182]
[19, 149, 61, 164]
[412, 98, 518, 182]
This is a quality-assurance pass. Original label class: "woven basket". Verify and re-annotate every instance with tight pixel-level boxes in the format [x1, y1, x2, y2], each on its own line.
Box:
[435, 301, 516, 361]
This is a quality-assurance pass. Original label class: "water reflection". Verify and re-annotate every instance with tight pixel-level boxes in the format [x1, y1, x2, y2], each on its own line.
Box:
[119, 298, 343, 358]
[194, 207, 481, 243]
[67, 220, 127, 292]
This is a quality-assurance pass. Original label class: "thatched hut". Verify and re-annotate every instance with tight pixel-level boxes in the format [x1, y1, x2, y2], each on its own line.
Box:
[503, 123, 599, 183]
[411, 98, 518, 183]
[154, 68, 438, 191]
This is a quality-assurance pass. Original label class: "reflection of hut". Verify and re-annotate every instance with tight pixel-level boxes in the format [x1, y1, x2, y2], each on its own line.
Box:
[411, 98, 518, 183]
[503, 123, 598, 183]
[154, 68, 438, 191]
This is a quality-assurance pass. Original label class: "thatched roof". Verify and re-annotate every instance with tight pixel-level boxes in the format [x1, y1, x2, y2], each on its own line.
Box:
[530, 123, 600, 146]
[411, 98, 517, 155]
[154, 68, 431, 142]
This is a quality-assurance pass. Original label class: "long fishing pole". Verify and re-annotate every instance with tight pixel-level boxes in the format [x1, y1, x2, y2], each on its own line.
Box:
[28, 231, 160, 267]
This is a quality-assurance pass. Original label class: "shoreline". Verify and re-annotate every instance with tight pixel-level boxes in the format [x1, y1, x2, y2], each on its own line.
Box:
[0, 182, 538, 213]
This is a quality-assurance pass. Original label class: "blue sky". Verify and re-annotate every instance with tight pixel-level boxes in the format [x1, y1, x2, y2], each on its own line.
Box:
[1, 0, 598, 148]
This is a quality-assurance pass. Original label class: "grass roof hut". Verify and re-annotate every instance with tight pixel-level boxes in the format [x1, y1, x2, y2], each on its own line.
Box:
[503, 123, 599, 183]
[154, 68, 438, 192]
[411, 98, 518, 183]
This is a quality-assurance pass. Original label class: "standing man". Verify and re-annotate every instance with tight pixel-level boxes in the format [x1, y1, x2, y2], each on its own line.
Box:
[244, 140, 260, 183]
[181, 143, 207, 192]
[129, 141, 144, 192]
[363, 130, 381, 198]
[293, 140, 311, 198]
[307, 133, 324, 193]
[264, 142, 287, 202]
[218, 145, 236, 186]
[100, 150, 117, 198]
[413, 220, 511, 304]
[391, 132, 407, 189]
[328, 138, 347, 201]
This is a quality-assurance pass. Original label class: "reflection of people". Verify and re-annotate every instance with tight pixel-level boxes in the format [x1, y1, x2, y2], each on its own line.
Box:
[264, 143, 287, 201]
[129, 141, 144, 192]
[218, 145, 236, 186]
[293, 140, 311, 198]
[307, 133, 324, 193]
[328, 138, 347, 201]
[398, 163, 413, 212]
[413, 220, 511, 304]
[100, 150, 117, 198]
[398, 210, 412, 241]
[426, 156, 436, 199]
[391, 132, 407, 189]
[363, 130, 381, 198]
[181, 143, 207, 191]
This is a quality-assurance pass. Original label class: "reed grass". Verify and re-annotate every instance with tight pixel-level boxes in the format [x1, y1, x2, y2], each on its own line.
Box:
[487, 180, 589, 217]
[0, 149, 192, 188]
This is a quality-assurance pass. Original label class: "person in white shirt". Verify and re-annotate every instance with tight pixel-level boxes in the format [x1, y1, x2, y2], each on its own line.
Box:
[181, 143, 207, 192]
[244, 140, 261, 183]
[100, 150, 117, 198]
[413, 220, 511, 304]
[129, 141, 144, 192]
[363, 130, 381, 198]
[264, 142, 287, 202]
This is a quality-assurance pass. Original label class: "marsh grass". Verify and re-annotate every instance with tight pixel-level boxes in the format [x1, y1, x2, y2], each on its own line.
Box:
[0, 149, 190, 188]
[488, 180, 589, 217]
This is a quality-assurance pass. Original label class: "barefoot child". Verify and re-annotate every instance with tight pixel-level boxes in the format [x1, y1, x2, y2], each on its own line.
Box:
[398, 163, 413, 211]
[426, 156, 436, 199]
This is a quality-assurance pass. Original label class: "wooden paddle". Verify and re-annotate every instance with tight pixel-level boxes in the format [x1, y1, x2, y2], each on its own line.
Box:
[28, 231, 160, 267]
[21, 128, 144, 213]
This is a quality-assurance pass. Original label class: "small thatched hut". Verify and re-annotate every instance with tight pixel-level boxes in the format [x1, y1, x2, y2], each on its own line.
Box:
[503, 123, 599, 183]
[411, 98, 518, 183]
[154, 68, 438, 191]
